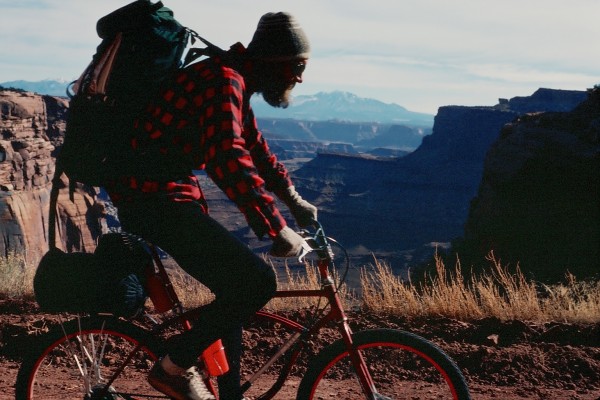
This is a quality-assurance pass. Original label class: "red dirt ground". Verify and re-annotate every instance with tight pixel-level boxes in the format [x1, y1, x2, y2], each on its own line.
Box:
[1, 299, 599, 400]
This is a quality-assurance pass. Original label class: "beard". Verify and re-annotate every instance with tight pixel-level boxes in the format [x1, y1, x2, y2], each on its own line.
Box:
[261, 82, 295, 108]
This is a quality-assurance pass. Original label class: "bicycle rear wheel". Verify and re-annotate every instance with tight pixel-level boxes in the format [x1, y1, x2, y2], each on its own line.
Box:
[297, 328, 470, 400]
[15, 315, 166, 400]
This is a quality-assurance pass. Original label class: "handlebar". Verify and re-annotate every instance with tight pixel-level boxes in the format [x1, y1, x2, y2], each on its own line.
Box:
[296, 219, 350, 291]
[297, 219, 333, 262]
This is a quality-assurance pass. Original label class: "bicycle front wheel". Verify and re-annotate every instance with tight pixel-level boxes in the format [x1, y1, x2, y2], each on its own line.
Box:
[15, 315, 166, 400]
[297, 328, 470, 400]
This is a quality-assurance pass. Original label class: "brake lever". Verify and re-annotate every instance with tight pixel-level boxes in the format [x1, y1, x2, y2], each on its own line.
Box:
[297, 239, 313, 263]
[297, 221, 322, 262]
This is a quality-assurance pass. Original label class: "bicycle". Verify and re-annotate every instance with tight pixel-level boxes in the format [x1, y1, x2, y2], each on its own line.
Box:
[15, 220, 471, 399]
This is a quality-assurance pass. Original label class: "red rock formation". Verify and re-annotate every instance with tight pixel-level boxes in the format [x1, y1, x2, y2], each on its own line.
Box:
[0, 90, 104, 261]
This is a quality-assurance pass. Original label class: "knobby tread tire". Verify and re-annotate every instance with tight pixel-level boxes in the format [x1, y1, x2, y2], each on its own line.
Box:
[15, 315, 163, 400]
[297, 328, 471, 400]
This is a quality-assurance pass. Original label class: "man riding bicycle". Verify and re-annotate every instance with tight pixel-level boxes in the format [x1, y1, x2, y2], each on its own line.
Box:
[107, 12, 317, 400]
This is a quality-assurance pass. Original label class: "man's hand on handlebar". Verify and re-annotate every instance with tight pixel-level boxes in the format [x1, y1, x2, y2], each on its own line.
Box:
[269, 226, 312, 258]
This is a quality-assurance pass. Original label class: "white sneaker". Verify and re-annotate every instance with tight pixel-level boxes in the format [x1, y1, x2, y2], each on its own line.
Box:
[148, 362, 216, 400]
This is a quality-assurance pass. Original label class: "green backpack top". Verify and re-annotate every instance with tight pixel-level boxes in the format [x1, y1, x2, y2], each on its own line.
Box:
[59, 0, 222, 187]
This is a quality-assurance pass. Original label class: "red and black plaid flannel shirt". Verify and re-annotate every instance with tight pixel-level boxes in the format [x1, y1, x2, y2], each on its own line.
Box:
[108, 45, 292, 239]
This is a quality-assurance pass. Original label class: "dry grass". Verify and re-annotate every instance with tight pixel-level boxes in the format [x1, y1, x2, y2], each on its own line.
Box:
[2, 251, 598, 323]
[265, 260, 357, 311]
[167, 257, 357, 312]
[162, 261, 215, 308]
[361, 251, 600, 324]
[0, 252, 33, 299]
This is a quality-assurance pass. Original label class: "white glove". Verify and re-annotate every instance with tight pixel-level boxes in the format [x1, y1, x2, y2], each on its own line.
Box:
[269, 226, 307, 257]
[278, 186, 317, 227]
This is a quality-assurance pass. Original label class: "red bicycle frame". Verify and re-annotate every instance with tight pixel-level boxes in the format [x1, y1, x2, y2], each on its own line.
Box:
[146, 224, 380, 400]
[240, 256, 378, 399]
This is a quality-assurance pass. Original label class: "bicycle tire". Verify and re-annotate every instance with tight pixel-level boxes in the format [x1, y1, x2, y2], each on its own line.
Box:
[297, 328, 471, 400]
[15, 315, 166, 400]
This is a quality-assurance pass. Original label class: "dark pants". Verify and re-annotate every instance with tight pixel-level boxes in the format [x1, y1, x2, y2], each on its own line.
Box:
[116, 199, 277, 399]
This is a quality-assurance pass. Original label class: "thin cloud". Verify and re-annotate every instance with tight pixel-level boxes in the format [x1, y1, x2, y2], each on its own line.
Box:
[0, 0, 51, 9]
[1, 0, 598, 114]
[464, 63, 597, 86]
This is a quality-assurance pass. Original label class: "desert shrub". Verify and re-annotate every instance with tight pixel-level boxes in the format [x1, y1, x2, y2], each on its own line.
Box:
[0, 252, 33, 298]
[361, 252, 600, 323]
[2, 249, 598, 323]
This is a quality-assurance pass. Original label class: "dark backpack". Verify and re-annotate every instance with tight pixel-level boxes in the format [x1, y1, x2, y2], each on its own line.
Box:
[60, 0, 222, 187]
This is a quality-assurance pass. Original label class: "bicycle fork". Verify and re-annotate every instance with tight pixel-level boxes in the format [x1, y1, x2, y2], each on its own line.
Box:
[332, 297, 385, 400]
[340, 321, 391, 400]
[322, 275, 387, 400]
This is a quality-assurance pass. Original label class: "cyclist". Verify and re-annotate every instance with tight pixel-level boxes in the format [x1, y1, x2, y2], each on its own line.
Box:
[106, 11, 316, 400]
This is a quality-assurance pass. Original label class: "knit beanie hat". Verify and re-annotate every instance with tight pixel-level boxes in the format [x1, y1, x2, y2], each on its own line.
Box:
[247, 12, 310, 60]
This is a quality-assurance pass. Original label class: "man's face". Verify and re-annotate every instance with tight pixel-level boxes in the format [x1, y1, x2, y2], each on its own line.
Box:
[258, 59, 307, 108]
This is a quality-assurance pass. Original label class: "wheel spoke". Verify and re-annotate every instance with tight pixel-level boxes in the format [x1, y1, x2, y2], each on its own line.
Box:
[17, 316, 164, 399]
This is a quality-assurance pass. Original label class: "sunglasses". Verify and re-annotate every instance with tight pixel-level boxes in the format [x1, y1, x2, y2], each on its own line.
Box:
[290, 60, 307, 77]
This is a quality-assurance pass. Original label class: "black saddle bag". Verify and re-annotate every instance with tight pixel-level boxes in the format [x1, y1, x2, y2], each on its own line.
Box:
[33, 171, 152, 317]
[34, 232, 152, 317]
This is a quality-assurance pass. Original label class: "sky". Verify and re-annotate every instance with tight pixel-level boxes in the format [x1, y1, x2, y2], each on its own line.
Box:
[1, 0, 598, 115]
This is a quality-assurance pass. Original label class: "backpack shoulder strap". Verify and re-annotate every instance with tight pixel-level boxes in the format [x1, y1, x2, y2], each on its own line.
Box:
[48, 164, 63, 251]
[183, 29, 227, 66]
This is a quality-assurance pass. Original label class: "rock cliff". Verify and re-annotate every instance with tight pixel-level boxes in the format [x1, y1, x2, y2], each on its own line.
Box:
[258, 118, 429, 151]
[0, 90, 104, 260]
[459, 88, 600, 281]
[4, 85, 591, 284]
[293, 88, 589, 275]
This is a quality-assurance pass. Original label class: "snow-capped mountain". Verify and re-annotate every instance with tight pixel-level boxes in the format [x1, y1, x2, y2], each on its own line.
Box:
[251, 91, 433, 126]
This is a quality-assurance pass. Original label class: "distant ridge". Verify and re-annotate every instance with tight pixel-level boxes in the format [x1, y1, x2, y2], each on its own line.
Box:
[1, 79, 434, 127]
[0, 79, 70, 97]
[251, 90, 434, 126]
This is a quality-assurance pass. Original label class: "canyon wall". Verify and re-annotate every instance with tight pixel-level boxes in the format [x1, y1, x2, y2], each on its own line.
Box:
[459, 88, 600, 281]
[0, 90, 104, 260]
[3, 86, 593, 282]
[293, 88, 591, 277]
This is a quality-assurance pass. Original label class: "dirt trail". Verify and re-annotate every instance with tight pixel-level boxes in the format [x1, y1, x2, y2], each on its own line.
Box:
[1, 299, 599, 399]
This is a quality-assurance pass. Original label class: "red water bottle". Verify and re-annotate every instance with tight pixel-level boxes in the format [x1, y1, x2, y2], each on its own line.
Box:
[144, 268, 175, 313]
[202, 339, 230, 376]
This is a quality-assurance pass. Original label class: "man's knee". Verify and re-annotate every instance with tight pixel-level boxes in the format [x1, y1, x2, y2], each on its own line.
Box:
[247, 263, 277, 305]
